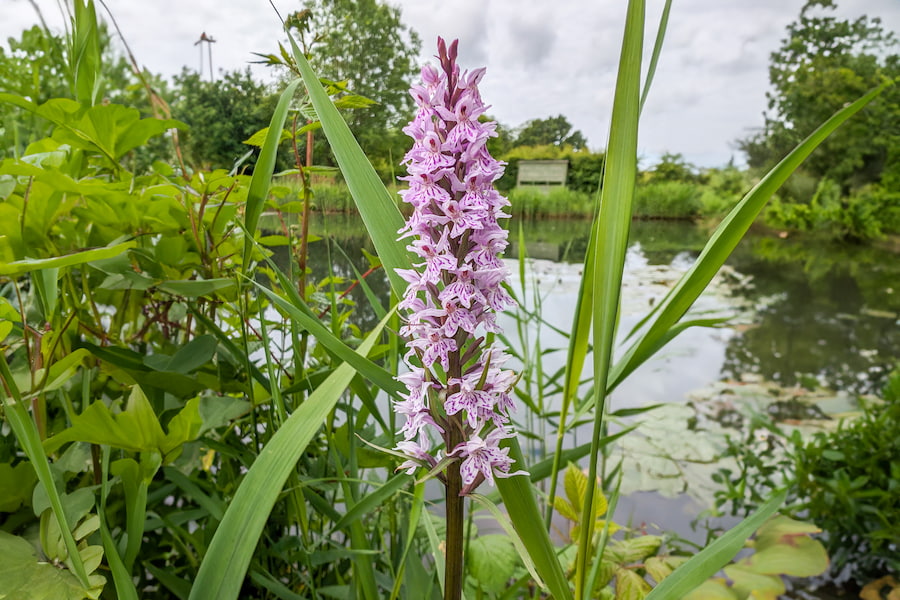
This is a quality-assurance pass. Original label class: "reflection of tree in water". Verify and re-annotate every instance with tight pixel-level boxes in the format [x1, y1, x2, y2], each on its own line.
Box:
[721, 237, 899, 394]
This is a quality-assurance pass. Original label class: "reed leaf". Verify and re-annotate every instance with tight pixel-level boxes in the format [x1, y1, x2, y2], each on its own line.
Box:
[243, 79, 301, 270]
[285, 33, 411, 293]
[575, 1, 644, 598]
[188, 312, 391, 600]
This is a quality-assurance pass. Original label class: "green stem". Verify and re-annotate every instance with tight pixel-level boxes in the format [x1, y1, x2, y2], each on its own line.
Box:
[444, 418, 465, 600]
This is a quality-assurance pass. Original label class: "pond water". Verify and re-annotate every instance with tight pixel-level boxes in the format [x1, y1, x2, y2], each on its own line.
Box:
[288, 213, 898, 590]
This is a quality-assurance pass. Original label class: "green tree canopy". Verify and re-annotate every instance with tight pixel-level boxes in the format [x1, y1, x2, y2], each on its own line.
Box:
[170, 68, 279, 171]
[739, 0, 900, 193]
[513, 115, 588, 150]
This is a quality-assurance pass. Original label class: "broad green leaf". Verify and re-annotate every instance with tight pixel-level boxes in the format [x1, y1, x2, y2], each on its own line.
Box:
[142, 335, 218, 374]
[0, 531, 105, 600]
[564, 462, 588, 514]
[643, 556, 673, 585]
[682, 579, 740, 600]
[0, 461, 37, 512]
[615, 567, 651, 600]
[156, 278, 235, 298]
[243, 127, 291, 147]
[644, 490, 787, 600]
[0, 241, 136, 276]
[743, 535, 828, 577]
[188, 312, 391, 600]
[753, 515, 821, 551]
[722, 565, 785, 600]
[468, 535, 519, 594]
[612, 535, 662, 564]
[43, 387, 201, 463]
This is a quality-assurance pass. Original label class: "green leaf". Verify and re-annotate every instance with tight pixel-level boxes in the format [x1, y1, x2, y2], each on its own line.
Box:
[644, 490, 786, 600]
[43, 387, 201, 463]
[243, 79, 301, 270]
[753, 515, 821, 551]
[188, 312, 391, 600]
[286, 33, 411, 294]
[143, 335, 218, 374]
[156, 278, 235, 298]
[0, 461, 37, 512]
[682, 579, 740, 600]
[576, 2, 644, 595]
[564, 462, 588, 514]
[643, 556, 673, 585]
[242, 127, 291, 147]
[496, 438, 574, 600]
[743, 535, 829, 577]
[0, 531, 105, 600]
[0, 241, 136, 276]
[615, 567, 651, 600]
[613, 536, 662, 564]
[468, 535, 519, 594]
[722, 565, 785, 599]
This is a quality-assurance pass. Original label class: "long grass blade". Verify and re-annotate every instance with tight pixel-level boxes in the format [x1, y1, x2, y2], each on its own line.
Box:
[243, 79, 302, 270]
[575, 1, 644, 597]
[496, 439, 574, 600]
[188, 312, 391, 600]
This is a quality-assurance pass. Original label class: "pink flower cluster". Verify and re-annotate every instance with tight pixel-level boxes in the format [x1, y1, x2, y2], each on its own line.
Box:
[393, 38, 524, 495]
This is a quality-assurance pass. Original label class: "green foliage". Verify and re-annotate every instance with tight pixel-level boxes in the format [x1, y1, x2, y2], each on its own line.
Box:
[507, 187, 595, 219]
[172, 68, 280, 171]
[683, 516, 828, 600]
[793, 373, 900, 581]
[514, 114, 588, 150]
[712, 368, 900, 584]
[496, 144, 605, 194]
[740, 0, 900, 192]
[765, 178, 900, 240]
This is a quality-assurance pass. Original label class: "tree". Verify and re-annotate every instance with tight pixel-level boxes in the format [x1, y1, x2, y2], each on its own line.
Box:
[739, 0, 900, 193]
[287, 0, 421, 174]
[513, 115, 588, 150]
[171, 68, 280, 171]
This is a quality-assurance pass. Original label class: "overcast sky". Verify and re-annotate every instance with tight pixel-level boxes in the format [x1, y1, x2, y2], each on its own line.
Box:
[3, 0, 899, 167]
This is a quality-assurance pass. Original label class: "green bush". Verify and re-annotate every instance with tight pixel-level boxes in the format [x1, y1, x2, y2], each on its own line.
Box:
[793, 369, 900, 581]
[765, 178, 899, 241]
[633, 180, 702, 218]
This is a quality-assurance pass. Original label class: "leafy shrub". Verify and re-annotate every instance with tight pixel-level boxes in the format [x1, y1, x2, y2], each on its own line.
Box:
[793, 370, 900, 581]
[764, 178, 899, 241]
